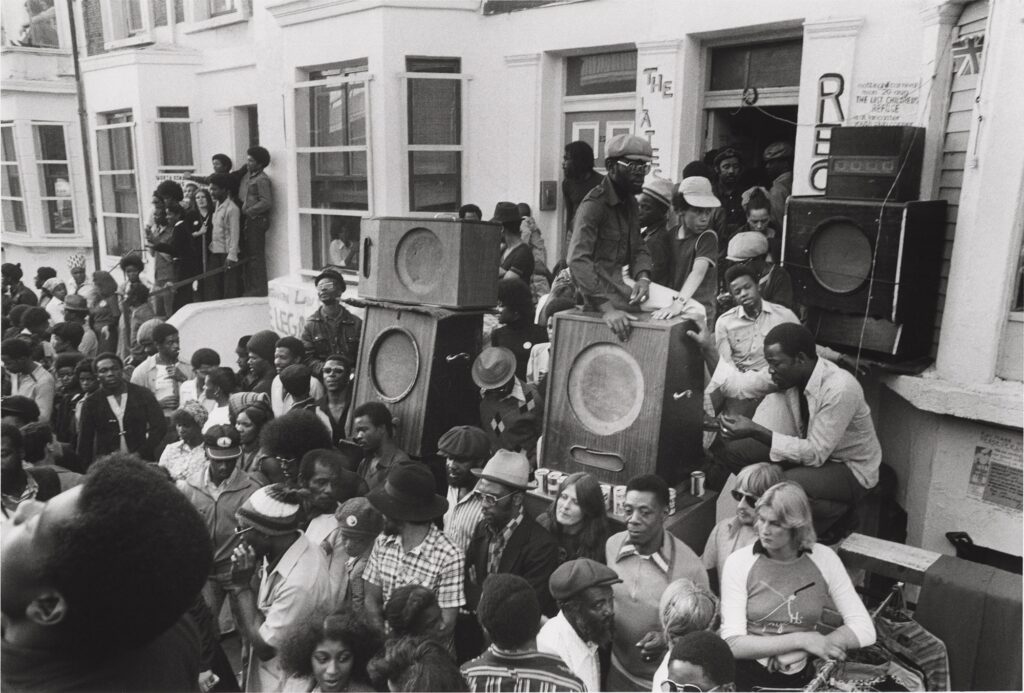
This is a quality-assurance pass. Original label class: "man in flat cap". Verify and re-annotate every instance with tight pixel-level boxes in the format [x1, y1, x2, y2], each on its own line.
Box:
[726, 231, 794, 311]
[763, 141, 794, 231]
[638, 175, 675, 287]
[301, 267, 362, 378]
[438, 425, 491, 553]
[567, 133, 655, 341]
[537, 558, 621, 691]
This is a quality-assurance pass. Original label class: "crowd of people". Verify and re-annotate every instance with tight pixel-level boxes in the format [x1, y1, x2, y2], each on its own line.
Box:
[1, 132, 885, 692]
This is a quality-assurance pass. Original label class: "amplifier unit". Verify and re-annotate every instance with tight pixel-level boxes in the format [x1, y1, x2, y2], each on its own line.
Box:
[826, 126, 925, 202]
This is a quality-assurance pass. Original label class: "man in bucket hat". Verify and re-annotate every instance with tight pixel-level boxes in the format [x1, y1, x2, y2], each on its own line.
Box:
[458, 450, 560, 662]
[363, 463, 464, 643]
[473, 347, 544, 464]
[567, 133, 655, 341]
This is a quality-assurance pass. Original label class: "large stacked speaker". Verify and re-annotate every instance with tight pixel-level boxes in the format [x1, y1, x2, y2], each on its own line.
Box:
[349, 217, 500, 457]
[783, 126, 946, 361]
[541, 312, 705, 487]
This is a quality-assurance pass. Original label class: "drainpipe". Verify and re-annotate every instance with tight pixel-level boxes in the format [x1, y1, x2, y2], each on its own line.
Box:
[65, 0, 102, 268]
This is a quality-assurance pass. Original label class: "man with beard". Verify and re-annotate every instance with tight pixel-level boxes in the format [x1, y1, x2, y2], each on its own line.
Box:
[77, 353, 166, 467]
[710, 147, 747, 257]
[130, 322, 192, 417]
[567, 134, 654, 341]
[363, 463, 464, 643]
[537, 558, 620, 692]
[652, 177, 722, 326]
[301, 269, 361, 378]
[437, 425, 490, 553]
[606, 474, 707, 691]
[230, 484, 332, 692]
[298, 448, 368, 607]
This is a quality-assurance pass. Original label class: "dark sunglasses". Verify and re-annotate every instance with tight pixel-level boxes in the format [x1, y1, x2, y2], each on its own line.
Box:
[730, 489, 760, 507]
[660, 681, 704, 692]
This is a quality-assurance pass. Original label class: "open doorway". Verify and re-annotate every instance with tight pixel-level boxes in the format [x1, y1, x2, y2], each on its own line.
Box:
[704, 105, 797, 184]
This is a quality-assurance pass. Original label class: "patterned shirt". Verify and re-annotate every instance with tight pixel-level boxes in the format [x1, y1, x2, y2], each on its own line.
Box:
[444, 486, 485, 554]
[487, 509, 524, 576]
[462, 646, 585, 692]
[364, 524, 465, 609]
[158, 440, 207, 482]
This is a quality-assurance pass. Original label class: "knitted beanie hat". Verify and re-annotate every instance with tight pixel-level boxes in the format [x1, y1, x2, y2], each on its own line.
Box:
[236, 484, 302, 535]
[247, 330, 280, 363]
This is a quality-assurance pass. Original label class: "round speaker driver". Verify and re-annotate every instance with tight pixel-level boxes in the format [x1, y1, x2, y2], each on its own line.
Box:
[567, 343, 645, 435]
[395, 227, 444, 296]
[809, 220, 873, 294]
[369, 328, 420, 403]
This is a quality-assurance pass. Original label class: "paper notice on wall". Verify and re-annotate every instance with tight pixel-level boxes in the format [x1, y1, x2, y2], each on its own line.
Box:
[967, 430, 1023, 512]
[849, 79, 921, 127]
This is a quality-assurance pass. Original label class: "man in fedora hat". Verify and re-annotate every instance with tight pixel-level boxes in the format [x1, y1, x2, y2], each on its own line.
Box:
[567, 133, 655, 341]
[363, 463, 464, 643]
[493, 201, 534, 282]
[463, 451, 560, 642]
[652, 176, 722, 325]
[473, 347, 544, 464]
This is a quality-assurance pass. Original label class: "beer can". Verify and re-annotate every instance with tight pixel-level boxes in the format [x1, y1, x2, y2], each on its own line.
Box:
[613, 485, 627, 517]
[547, 471, 561, 496]
[535, 468, 550, 492]
[690, 471, 706, 498]
[600, 483, 612, 511]
[669, 487, 677, 515]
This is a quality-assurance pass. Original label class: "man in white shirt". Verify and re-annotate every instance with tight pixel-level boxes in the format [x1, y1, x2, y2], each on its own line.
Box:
[537, 558, 620, 692]
[1, 338, 55, 424]
[130, 323, 192, 416]
[708, 322, 882, 533]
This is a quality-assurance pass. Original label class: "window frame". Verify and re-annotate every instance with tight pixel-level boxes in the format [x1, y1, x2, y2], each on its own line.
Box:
[183, 0, 250, 33]
[293, 69, 375, 277]
[100, 0, 154, 50]
[1, 122, 28, 234]
[32, 122, 77, 236]
[94, 112, 143, 259]
[154, 107, 197, 174]
[400, 66, 470, 214]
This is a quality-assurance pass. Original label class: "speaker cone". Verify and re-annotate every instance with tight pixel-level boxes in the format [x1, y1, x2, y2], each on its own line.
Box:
[395, 227, 444, 296]
[369, 327, 420, 403]
[567, 343, 644, 435]
[809, 219, 874, 294]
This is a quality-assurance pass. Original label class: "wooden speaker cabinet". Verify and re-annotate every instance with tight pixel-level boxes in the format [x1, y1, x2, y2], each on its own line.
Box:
[826, 126, 925, 202]
[359, 217, 501, 308]
[542, 311, 704, 487]
[348, 302, 484, 457]
[782, 196, 946, 360]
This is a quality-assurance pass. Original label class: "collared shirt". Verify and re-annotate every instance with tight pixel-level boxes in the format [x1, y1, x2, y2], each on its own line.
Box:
[9, 362, 55, 424]
[306, 512, 349, 610]
[715, 300, 800, 372]
[158, 439, 207, 482]
[536, 611, 600, 692]
[487, 508, 524, 576]
[254, 534, 332, 692]
[210, 198, 240, 260]
[701, 516, 759, 579]
[356, 446, 413, 492]
[716, 358, 881, 489]
[444, 485, 485, 554]
[129, 355, 193, 412]
[461, 645, 586, 692]
[363, 524, 465, 610]
[239, 169, 273, 218]
[201, 466, 231, 501]
[179, 379, 218, 413]
[568, 176, 653, 309]
[271, 375, 325, 417]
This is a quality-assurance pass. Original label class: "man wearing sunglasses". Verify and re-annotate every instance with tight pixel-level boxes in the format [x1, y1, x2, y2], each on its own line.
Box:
[660, 631, 736, 692]
[567, 133, 655, 341]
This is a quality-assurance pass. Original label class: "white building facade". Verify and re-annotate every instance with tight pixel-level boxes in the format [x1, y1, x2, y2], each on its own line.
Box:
[3, 0, 1021, 557]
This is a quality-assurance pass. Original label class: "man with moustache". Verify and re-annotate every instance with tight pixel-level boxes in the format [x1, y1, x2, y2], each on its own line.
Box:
[711, 147, 748, 256]
[437, 425, 490, 553]
[76, 353, 166, 467]
[567, 134, 655, 341]
[537, 558, 621, 692]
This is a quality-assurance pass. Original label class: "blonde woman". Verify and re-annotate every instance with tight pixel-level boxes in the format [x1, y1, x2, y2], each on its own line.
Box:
[720, 481, 874, 689]
[650, 578, 719, 692]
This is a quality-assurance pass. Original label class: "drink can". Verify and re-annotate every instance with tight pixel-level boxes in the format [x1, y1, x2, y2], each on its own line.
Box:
[613, 485, 627, 517]
[600, 483, 612, 511]
[690, 471, 706, 498]
[669, 487, 677, 515]
[547, 471, 561, 495]
[535, 468, 549, 492]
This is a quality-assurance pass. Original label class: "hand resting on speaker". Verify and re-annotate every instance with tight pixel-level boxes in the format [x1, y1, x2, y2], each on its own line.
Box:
[599, 305, 636, 341]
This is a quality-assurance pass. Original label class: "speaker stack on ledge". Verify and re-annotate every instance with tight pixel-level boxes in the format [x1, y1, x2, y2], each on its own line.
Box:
[783, 126, 947, 361]
[347, 217, 501, 458]
[541, 311, 705, 488]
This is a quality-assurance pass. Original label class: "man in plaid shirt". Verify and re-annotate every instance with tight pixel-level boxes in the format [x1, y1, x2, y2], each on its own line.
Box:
[363, 463, 464, 643]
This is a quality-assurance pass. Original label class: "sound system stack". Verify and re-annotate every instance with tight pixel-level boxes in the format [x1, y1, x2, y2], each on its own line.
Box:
[541, 311, 705, 487]
[348, 217, 501, 457]
[783, 125, 946, 361]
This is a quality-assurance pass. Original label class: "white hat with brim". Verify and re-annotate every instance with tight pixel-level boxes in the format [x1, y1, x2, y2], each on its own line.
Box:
[471, 449, 536, 490]
[678, 176, 722, 209]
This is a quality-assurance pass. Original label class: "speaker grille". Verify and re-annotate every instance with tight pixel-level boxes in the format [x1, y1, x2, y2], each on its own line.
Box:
[809, 220, 873, 294]
[395, 227, 444, 296]
[369, 327, 420, 402]
[567, 343, 644, 435]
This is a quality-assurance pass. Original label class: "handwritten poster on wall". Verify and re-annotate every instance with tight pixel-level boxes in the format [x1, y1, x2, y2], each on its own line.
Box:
[848, 79, 921, 127]
[967, 429, 1023, 512]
